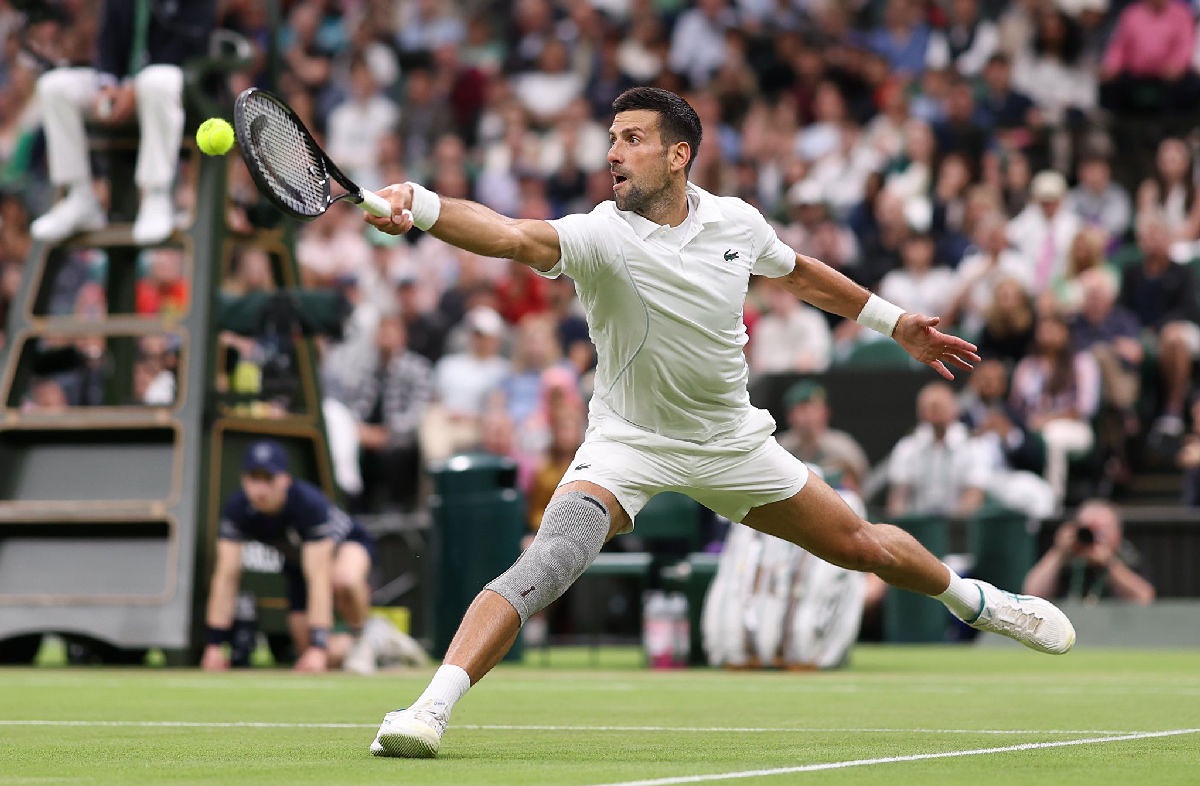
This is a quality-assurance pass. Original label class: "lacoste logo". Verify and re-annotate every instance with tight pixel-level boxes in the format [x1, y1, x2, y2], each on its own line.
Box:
[520, 586, 536, 598]
[574, 463, 591, 470]
[724, 249, 739, 262]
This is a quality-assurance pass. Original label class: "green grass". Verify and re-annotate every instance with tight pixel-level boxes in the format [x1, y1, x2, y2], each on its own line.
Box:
[2, 646, 1198, 785]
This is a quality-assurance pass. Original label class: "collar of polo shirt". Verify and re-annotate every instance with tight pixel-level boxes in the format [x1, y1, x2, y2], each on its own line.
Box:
[620, 182, 725, 240]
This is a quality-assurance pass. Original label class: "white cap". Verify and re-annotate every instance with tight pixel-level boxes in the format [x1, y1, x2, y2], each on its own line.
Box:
[1030, 170, 1068, 202]
[467, 306, 505, 337]
[1058, 0, 1108, 15]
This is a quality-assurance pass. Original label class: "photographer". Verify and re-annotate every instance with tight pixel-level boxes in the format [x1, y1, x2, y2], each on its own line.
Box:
[1023, 499, 1156, 605]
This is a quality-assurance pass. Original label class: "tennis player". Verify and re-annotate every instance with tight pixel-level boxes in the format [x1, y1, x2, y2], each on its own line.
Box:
[363, 87, 1076, 758]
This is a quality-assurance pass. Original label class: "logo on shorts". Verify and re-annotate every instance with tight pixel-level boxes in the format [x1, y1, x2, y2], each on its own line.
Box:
[723, 249, 739, 262]
[574, 463, 591, 470]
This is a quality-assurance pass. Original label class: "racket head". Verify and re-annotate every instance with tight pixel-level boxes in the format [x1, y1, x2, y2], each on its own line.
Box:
[233, 87, 333, 220]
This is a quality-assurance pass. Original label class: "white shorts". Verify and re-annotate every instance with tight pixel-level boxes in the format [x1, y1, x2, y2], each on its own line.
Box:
[557, 407, 809, 532]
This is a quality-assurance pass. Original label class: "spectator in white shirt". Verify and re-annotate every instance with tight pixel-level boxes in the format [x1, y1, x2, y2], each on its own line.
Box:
[749, 280, 832, 376]
[325, 54, 401, 191]
[878, 230, 957, 319]
[1007, 170, 1081, 296]
[925, 0, 1000, 77]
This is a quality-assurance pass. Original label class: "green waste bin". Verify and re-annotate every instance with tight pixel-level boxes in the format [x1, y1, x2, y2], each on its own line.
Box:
[883, 514, 950, 643]
[430, 453, 526, 660]
[969, 502, 1035, 594]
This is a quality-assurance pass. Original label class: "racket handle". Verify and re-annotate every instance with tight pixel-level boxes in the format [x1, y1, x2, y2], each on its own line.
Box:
[357, 189, 393, 218]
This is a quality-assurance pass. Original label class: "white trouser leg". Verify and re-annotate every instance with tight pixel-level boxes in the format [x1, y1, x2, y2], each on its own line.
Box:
[37, 67, 99, 187]
[1040, 418, 1094, 504]
[133, 64, 184, 191]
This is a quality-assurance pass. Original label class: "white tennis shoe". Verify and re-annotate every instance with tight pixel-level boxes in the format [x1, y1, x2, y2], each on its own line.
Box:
[961, 580, 1076, 654]
[369, 703, 447, 758]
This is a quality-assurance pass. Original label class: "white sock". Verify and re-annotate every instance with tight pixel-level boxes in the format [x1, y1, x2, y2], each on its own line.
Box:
[413, 664, 471, 718]
[934, 564, 984, 621]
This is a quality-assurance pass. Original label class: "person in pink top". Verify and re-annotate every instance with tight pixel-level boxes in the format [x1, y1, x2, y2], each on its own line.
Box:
[1099, 0, 1199, 115]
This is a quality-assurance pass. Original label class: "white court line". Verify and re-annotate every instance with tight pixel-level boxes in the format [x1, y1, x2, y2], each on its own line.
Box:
[0, 720, 1132, 735]
[587, 728, 1200, 786]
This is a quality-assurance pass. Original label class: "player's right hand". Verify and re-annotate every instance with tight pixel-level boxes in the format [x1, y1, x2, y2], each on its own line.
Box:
[200, 644, 230, 672]
[365, 183, 415, 235]
[293, 646, 329, 673]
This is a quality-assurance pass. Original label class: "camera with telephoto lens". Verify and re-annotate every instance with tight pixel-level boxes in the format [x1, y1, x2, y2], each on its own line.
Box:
[1075, 525, 1096, 546]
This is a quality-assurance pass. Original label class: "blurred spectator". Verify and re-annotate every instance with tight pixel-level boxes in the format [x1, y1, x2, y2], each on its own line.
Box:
[1118, 212, 1200, 439]
[422, 305, 510, 464]
[886, 381, 988, 519]
[543, 275, 593, 382]
[1177, 395, 1200, 505]
[776, 380, 869, 493]
[947, 212, 1034, 337]
[342, 312, 433, 513]
[1099, 0, 1199, 118]
[514, 365, 585, 493]
[1011, 7, 1095, 129]
[1047, 224, 1113, 315]
[30, 0, 215, 245]
[778, 182, 859, 274]
[976, 53, 1038, 152]
[22, 376, 69, 412]
[667, 0, 733, 88]
[1065, 153, 1131, 241]
[524, 401, 585, 532]
[1010, 312, 1101, 506]
[325, 53, 400, 191]
[135, 248, 188, 316]
[496, 313, 569, 427]
[1134, 137, 1200, 247]
[513, 38, 584, 128]
[395, 274, 448, 365]
[931, 78, 988, 167]
[960, 359, 1044, 476]
[296, 204, 372, 288]
[749, 280, 831, 376]
[1023, 499, 1155, 604]
[925, 0, 998, 77]
[866, 0, 932, 80]
[1007, 170, 1081, 296]
[396, 0, 465, 56]
[878, 230, 956, 319]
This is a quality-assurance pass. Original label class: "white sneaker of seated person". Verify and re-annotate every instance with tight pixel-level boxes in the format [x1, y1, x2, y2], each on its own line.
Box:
[132, 188, 174, 245]
[30, 188, 106, 243]
[957, 579, 1076, 654]
[370, 701, 447, 758]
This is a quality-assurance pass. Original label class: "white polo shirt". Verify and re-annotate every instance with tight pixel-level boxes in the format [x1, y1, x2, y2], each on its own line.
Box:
[543, 182, 796, 442]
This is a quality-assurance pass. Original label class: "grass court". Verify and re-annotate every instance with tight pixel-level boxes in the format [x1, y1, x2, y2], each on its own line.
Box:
[2, 646, 1197, 785]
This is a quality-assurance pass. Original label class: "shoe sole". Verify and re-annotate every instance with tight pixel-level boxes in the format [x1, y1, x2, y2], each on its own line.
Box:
[371, 729, 439, 758]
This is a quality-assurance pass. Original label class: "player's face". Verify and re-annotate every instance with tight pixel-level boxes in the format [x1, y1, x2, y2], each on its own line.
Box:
[608, 110, 676, 213]
[242, 471, 289, 514]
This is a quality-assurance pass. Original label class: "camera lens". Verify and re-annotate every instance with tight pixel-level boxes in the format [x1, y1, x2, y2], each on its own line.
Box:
[1076, 526, 1095, 545]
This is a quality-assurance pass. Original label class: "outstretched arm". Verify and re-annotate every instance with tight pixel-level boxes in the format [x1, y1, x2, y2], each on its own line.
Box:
[778, 253, 980, 380]
[365, 182, 563, 273]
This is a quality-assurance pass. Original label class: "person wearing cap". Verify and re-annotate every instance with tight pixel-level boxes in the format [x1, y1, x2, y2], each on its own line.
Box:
[1007, 170, 1082, 296]
[775, 381, 869, 493]
[201, 440, 379, 674]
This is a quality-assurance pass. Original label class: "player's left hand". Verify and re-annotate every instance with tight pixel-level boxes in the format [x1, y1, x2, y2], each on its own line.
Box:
[893, 313, 980, 381]
[294, 646, 329, 673]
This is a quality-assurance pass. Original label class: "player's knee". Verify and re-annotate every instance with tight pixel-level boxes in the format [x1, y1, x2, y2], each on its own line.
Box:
[484, 491, 610, 624]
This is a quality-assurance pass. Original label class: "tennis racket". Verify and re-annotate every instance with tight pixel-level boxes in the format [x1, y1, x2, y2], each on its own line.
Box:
[232, 87, 394, 220]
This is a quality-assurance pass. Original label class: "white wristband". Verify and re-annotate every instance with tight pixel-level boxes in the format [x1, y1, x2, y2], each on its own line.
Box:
[405, 181, 441, 231]
[856, 293, 905, 337]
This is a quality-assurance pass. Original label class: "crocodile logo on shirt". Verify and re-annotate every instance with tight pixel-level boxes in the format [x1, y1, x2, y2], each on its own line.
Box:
[723, 249, 739, 262]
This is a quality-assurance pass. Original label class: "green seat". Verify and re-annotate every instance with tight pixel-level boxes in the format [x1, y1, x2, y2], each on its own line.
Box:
[841, 339, 919, 370]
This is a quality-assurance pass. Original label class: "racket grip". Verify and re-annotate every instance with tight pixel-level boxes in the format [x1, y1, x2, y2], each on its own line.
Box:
[357, 189, 393, 218]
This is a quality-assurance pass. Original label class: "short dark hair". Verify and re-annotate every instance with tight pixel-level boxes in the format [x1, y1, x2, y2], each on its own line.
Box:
[612, 87, 702, 174]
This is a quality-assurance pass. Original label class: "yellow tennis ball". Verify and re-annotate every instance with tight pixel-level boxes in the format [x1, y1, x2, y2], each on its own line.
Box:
[196, 118, 235, 156]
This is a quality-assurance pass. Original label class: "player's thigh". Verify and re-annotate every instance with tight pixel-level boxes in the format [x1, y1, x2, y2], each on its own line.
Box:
[332, 540, 371, 588]
[740, 471, 878, 569]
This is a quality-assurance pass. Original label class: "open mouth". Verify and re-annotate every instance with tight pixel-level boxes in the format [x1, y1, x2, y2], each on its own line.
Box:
[612, 174, 628, 189]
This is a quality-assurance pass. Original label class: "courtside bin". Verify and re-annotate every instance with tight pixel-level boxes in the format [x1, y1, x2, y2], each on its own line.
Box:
[969, 502, 1036, 595]
[883, 514, 950, 643]
[429, 453, 525, 660]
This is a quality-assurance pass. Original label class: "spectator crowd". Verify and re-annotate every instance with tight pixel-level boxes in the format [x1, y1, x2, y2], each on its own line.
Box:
[1, 0, 1200, 524]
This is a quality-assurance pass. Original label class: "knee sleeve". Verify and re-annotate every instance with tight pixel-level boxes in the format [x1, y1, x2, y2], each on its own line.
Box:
[485, 492, 609, 624]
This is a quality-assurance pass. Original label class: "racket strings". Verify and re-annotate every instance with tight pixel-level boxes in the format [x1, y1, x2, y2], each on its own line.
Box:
[239, 95, 328, 217]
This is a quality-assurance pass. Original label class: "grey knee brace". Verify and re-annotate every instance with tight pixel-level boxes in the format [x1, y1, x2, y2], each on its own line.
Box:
[485, 491, 610, 624]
